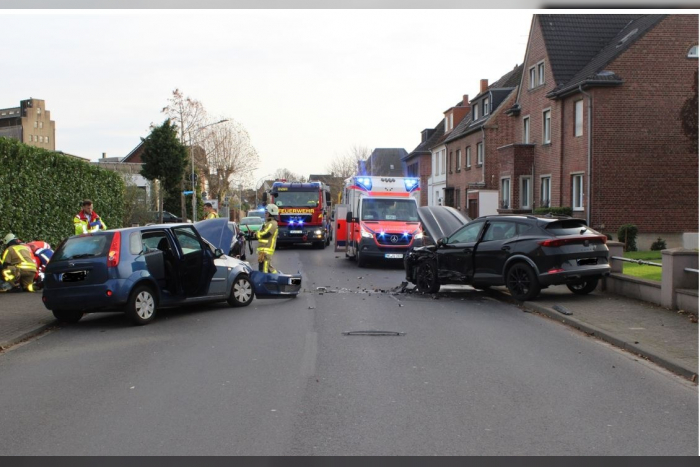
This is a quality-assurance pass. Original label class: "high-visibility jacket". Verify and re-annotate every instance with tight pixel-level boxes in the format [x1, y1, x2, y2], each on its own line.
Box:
[256, 219, 278, 254]
[204, 211, 219, 220]
[1, 244, 37, 272]
[74, 210, 106, 235]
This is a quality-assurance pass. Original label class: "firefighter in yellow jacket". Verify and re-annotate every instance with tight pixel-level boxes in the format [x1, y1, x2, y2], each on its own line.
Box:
[256, 204, 279, 274]
[1, 233, 38, 292]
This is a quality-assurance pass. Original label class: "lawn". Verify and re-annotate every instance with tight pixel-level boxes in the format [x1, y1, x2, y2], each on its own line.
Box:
[621, 250, 663, 282]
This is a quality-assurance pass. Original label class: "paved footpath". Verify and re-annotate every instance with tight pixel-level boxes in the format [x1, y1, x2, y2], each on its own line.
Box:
[1, 285, 698, 381]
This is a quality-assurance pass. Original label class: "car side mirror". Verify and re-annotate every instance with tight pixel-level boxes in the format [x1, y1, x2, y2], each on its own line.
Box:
[214, 248, 224, 258]
[437, 237, 447, 247]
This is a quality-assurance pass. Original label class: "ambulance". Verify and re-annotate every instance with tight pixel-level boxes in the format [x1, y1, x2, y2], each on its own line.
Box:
[334, 176, 422, 267]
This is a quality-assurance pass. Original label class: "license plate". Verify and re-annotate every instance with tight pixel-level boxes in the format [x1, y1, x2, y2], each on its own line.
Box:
[62, 271, 88, 282]
[385, 253, 404, 259]
[290, 230, 303, 234]
[577, 258, 597, 266]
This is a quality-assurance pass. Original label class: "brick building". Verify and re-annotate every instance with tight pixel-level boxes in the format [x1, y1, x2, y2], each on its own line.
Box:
[501, 14, 698, 246]
[443, 64, 523, 219]
[403, 120, 445, 207]
[0, 98, 56, 151]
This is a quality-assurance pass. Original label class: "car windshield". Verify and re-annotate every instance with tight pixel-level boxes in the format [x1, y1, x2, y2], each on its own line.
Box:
[362, 199, 419, 222]
[241, 217, 263, 225]
[52, 234, 111, 262]
[273, 191, 318, 207]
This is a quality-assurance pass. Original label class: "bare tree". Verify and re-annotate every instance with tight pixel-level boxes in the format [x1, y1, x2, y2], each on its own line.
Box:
[161, 89, 208, 218]
[201, 119, 260, 204]
[273, 168, 307, 182]
[326, 144, 371, 179]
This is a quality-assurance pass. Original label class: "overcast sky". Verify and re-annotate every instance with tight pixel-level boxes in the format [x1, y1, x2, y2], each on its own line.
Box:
[0, 8, 681, 187]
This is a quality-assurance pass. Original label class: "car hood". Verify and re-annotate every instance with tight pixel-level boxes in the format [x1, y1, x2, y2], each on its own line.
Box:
[361, 220, 422, 233]
[194, 218, 234, 252]
[417, 206, 470, 241]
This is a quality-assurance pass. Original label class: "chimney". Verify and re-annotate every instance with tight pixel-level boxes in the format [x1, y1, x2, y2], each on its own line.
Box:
[102, 152, 107, 159]
[480, 79, 488, 93]
[462, 94, 469, 106]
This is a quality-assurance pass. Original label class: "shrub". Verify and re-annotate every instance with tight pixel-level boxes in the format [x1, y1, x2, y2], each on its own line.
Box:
[533, 206, 573, 217]
[617, 224, 638, 252]
[605, 233, 613, 241]
[650, 237, 667, 251]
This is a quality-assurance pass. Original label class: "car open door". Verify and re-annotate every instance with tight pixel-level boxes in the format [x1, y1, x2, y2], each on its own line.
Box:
[334, 204, 349, 253]
[171, 225, 216, 296]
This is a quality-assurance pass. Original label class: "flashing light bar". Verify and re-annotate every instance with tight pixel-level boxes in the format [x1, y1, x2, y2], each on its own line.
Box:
[355, 177, 373, 191]
[404, 178, 420, 192]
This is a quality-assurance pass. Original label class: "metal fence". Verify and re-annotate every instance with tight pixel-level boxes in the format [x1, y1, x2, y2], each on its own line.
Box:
[610, 256, 662, 268]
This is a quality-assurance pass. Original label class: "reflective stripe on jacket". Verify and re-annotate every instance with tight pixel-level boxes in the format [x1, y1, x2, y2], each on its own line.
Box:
[256, 219, 278, 254]
[74, 211, 106, 235]
[1, 244, 37, 271]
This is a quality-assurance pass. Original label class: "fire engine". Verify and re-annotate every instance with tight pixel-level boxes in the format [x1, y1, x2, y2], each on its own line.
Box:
[334, 176, 422, 267]
[267, 180, 332, 248]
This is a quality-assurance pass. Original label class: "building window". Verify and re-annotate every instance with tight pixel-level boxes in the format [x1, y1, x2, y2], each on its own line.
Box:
[39, 136, 43, 143]
[33, 121, 38, 128]
[474, 104, 479, 120]
[450, 114, 454, 130]
[449, 152, 453, 173]
[521, 176, 531, 209]
[543, 109, 551, 144]
[456, 189, 461, 210]
[37, 108, 41, 115]
[483, 97, 489, 116]
[456, 149, 461, 172]
[540, 176, 551, 208]
[572, 174, 584, 211]
[477, 142, 483, 166]
[538, 61, 545, 85]
[46, 136, 50, 143]
[501, 178, 511, 209]
[39, 121, 43, 129]
[435, 153, 439, 175]
[466, 147, 471, 168]
[442, 149, 446, 175]
[523, 116, 530, 143]
[529, 66, 536, 89]
[574, 100, 583, 137]
[688, 45, 698, 58]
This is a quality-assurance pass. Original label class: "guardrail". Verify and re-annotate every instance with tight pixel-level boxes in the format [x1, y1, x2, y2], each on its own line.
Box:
[610, 256, 662, 267]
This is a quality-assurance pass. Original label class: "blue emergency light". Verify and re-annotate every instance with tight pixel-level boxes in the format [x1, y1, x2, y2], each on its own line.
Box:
[355, 177, 373, 191]
[404, 178, 420, 192]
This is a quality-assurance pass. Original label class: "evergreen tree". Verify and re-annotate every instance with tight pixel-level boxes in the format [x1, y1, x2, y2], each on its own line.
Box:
[681, 69, 698, 153]
[140, 120, 188, 222]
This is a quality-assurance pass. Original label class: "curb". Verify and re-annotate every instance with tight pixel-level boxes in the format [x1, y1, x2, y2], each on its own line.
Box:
[0, 322, 57, 352]
[488, 289, 699, 382]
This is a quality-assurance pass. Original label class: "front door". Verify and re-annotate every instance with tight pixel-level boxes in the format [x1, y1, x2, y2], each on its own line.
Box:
[334, 204, 348, 253]
[172, 226, 214, 297]
[436, 220, 485, 283]
[473, 220, 519, 281]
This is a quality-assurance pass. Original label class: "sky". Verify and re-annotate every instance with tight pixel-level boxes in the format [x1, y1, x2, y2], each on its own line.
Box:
[0, 7, 685, 189]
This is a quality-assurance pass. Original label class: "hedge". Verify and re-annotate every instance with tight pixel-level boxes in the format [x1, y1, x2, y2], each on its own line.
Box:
[0, 137, 125, 248]
[532, 206, 573, 217]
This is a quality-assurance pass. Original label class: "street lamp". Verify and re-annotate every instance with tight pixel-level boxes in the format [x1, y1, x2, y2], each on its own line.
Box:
[189, 119, 228, 222]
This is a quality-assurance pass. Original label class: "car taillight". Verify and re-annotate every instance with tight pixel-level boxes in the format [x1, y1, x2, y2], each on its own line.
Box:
[538, 235, 607, 247]
[107, 232, 121, 268]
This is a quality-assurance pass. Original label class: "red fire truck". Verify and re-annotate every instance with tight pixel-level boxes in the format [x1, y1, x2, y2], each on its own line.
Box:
[334, 176, 422, 267]
[267, 180, 332, 248]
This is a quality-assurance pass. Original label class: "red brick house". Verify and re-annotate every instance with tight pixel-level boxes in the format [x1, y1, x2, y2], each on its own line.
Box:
[501, 14, 698, 246]
[403, 120, 445, 207]
[443, 65, 523, 219]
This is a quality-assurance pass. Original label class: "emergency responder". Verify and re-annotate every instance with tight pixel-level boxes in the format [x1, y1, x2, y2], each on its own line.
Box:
[256, 204, 279, 274]
[203, 202, 219, 220]
[74, 199, 106, 235]
[0, 233, 38, 292]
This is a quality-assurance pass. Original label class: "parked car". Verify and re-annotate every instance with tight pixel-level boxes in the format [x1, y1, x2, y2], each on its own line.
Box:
[148, 211, 189, 223]
[42, 219, 301, 325]
[405, 207, 611, 301]
[239, 216, 264, 235]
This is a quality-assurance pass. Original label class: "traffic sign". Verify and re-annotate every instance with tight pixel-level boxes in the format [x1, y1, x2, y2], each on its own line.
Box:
[183, 190, 194, 195]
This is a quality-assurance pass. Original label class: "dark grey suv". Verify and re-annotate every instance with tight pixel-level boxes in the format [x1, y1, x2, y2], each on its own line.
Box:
[405, 208, 611, 301]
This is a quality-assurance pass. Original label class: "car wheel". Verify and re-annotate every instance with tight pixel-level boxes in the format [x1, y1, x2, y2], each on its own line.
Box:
[567, 278, 599, 295]
[228, 274, 254, 307]
[52, 309, 84, 324]
[356, 249, 367, 267]
[125, 285, 157, 325]
[416, 261, 440, 294]
[505, 263, 541, 301]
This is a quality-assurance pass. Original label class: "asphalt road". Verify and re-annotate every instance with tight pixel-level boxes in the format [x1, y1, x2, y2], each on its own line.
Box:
[0, 244, 697, 455]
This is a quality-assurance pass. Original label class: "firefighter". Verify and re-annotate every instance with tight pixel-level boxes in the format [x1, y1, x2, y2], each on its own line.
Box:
[74, 199, 106, 235]
[256, 204, 279, 274]
[0, 233, 38, 292]
[202, 202, 219, 220]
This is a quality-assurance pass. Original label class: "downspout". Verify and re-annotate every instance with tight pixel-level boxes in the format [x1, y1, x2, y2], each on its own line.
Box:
[578, 84, 593, 226]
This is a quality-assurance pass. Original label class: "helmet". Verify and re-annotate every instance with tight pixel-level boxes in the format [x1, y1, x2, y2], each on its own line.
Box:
[3, 233, 16, 244]
[266, 204, 279, 217]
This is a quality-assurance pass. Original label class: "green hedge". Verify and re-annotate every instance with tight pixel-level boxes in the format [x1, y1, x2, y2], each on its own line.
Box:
[533, 206, 573, 217]
[0, 137, 125, 247]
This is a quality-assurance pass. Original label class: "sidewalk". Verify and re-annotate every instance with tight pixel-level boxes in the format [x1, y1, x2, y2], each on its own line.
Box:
[487, 284, 698, 381]
[1, 286, 698, 381]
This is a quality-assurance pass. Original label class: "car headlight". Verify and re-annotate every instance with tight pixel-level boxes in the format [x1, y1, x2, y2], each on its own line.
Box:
[313, 229, 323, 235]
[361, 228, 373, 239]
[414, 232, 424, 239]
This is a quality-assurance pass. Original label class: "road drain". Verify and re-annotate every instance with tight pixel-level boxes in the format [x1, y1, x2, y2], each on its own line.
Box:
[342, 330, 406, 336]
